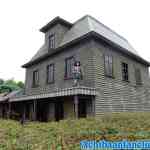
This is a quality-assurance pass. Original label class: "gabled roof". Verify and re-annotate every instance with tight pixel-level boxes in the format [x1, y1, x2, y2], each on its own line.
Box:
[23, 15, 150, 67]
[40, 16, 72, 33]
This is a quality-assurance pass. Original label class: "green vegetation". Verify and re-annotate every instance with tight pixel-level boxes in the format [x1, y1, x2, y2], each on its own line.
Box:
[0, 112, 150, 149]
[0, 78, 24, 93]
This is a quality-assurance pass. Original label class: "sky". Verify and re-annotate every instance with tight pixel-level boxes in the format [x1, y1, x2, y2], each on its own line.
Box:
[0, 0, 150, 82]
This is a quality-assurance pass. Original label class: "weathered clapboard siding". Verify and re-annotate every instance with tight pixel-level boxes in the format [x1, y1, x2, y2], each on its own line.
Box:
[92, 40, 150, 116]
[25, 35, 150, 115]
[24, 15, 150, 117]
[45, 24, 69, 49]
[25, 39, 95, 96]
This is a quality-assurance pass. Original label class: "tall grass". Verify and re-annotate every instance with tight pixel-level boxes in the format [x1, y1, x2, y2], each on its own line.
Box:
[0, 112, 150, 149]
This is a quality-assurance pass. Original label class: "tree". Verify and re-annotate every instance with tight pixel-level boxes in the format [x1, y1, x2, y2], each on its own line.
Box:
[0, 78, 24, 93]
[5, 78, 16, 85]
[0, 85, 13, 93]
[17, 81, 24, 88]
[0, 79, 4, 85]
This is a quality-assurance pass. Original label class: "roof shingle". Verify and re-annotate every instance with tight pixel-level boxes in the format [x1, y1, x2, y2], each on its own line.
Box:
[60, 15, 138, 55]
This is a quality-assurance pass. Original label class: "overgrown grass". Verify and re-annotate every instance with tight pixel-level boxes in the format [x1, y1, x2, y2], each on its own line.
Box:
[0, 112, 150, 149]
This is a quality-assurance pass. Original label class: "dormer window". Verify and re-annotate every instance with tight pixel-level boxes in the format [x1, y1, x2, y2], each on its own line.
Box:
[48, 34, 55, 49]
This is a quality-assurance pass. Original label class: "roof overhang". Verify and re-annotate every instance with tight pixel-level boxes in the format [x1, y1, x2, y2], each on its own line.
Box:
[22, 31, 150, 68]
[40, 16, 73, 33]
[10, 86, 97, 102]
[92, 32, 150, 67]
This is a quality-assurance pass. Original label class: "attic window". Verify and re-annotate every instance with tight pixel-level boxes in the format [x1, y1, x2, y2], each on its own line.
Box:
[48, 34, 55, 49]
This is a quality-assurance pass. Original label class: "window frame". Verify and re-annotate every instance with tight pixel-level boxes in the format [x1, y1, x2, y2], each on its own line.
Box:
[48, 34, 55, 49]
[32, 70, 39, 87]
[64, 56, 75, 79]
[104, 54, 114, 78]
[121, 62, 129, 82]
[46, 63, 55, 84]
[135, 68, 142, 86]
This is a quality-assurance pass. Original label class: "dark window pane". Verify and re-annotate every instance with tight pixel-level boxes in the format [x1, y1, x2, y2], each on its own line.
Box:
[48, 34, 55, 49]
[65, 57, 74, 78]
[105, 62, 109, 76]
[109, 63, 113, 76]
[47, 64, 54, 83]
[122, 62, 129, 81]
[104, 54, 113, 77]
[135, 68, 142, 85]
[33, 70, 39, 87]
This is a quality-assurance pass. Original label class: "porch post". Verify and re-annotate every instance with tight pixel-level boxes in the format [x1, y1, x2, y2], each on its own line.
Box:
[92, 96, 95, 116]
[74, 95, 78, 118]
[0, 104, 2, 118]
[8, 102, 11, 119]
[23, 104, 26, 121]
[29, 103, 33, 121]
[33, 100, 37, 121]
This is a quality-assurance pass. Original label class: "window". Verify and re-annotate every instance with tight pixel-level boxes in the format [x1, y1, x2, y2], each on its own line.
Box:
[47, 64, 54, 84]
[65, 56, 74, 79]
[135, 68, 142, 85]
[48, 34, 55, 49]
[122, 62, 129, 81]
[33, 70, 39, 87]
[104, 54, 113, 77]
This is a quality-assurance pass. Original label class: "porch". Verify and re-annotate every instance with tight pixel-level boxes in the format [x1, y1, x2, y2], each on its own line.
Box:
[9, 87, 96, 121]
[9, 95, 95, 121]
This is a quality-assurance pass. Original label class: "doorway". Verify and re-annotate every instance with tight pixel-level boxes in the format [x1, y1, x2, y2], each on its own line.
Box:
[55, 101, 64, 121]
[78, 99, 87, 118]
[37, 101, 49, 122]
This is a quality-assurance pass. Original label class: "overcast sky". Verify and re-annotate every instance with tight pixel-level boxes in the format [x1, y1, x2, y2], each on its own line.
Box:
[0, 0, 150, 82]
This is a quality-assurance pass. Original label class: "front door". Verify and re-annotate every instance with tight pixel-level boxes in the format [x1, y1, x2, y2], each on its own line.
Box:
[78, 100, 87, 118]
[55, 101, 64, 121]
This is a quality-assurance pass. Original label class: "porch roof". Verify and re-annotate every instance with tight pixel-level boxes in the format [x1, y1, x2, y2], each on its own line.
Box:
[0, 90, 23, 102]
[10, 86, 97, 102]
[0, 93, 7, 102]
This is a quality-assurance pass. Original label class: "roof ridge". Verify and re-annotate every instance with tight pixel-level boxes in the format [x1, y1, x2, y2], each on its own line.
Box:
[87, 16, 93, 31]
[73, 15, 90, 24]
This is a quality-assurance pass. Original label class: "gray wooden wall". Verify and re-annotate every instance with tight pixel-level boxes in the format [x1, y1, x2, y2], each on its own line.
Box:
[92, 40, 150, 116]
[24, 24, 150, 115]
